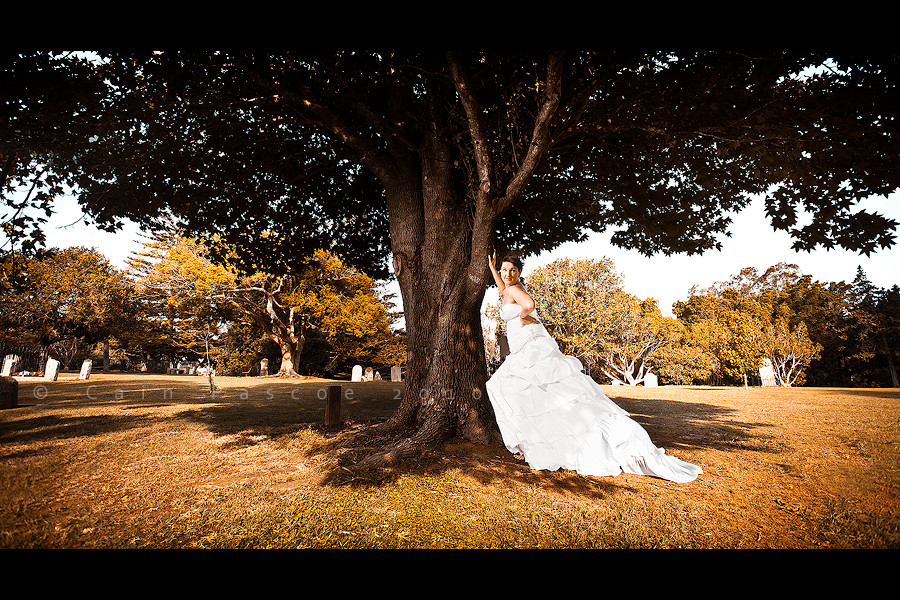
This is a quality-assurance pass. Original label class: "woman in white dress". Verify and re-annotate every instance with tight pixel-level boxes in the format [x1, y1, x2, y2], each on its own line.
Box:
[485, 253, 702, 484]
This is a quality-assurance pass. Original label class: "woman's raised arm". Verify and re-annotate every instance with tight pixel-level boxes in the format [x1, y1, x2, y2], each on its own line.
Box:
[488, 252, 506, 292]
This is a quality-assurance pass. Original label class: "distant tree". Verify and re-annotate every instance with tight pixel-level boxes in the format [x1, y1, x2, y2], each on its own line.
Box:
[774, 275, 853, 386]
[691, 262, 803, 300]
[130, 233, 403, 377]
[675, 290, 769, 386]
[876, 285, 900, 387]
[679, 266, 857, 387]
[599, 295, 680, 386]
[760, 317, 822, 387]
[847, 268, 900, 386]
[645, 321, 718, 385]
[0, 246, 138, 369]
[525, 257, 624, 378]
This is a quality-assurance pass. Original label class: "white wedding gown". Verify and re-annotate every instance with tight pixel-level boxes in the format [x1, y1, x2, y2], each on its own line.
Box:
[486, 303, 702, 483]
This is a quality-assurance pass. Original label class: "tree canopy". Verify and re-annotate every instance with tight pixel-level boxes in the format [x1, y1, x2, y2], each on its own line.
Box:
[4, 51, 898, 271]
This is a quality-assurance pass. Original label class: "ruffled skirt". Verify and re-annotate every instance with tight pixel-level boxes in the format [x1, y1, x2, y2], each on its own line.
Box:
[486, 322, 702, 483]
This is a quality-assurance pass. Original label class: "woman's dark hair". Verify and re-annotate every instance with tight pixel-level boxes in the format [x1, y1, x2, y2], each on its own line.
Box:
[501, 253, 523, 272]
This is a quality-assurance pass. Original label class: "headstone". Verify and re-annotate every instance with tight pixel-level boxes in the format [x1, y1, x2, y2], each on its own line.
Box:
[351, 365, 363, 382]
[0, 376, 17, 410]
[79, 359, 93, 380]
[364, 367, 374, 382]
[644, 372, 658, 387]
[2, 355, 19, 377]
[374, 371, 381, 381]
[260, 358, 269, 377]
[44, 358, 60, 381]
[759, 358, 776, 387]
[391, 365, 402, 382]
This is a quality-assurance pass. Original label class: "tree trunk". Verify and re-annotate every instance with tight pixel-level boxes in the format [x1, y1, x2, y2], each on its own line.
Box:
[312, 52, 563, 470]
[351, 140, 501, 470]
[273, 333, 302, 377]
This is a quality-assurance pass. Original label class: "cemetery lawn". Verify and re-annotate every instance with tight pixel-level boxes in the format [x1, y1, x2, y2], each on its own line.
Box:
[1, 373, 898, 549]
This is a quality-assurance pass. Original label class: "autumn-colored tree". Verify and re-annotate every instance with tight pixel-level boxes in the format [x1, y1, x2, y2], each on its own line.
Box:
[0, 246, 138, 369]
[524, 257, 624, 378]
[130, 233, 403, 377]
[691, 262, 803, 300]
[675, 290, 769, 386]
[645, 322, 718, 386]
[760, 317, 822, 387]
[599, 295, 680, 386]
[520, 258, 677, 385]
[775, 275, 853, 386]
[678, 266, 839, 387]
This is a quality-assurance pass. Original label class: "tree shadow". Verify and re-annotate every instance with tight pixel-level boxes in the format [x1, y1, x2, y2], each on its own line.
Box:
[2, 376, 784, 499]
[0, 412, 155, 449]
[824, 388, 900, 400]
[608, 393, 784, 455]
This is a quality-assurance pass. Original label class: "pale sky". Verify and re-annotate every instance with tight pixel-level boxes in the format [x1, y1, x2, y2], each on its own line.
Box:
[28, 191, 900, 319]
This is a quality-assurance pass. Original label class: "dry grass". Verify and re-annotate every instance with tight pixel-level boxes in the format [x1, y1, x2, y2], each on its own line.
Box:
[1, 373, 898, 549]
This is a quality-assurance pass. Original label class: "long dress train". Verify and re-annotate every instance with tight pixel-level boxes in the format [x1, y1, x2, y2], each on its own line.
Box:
[486, 303, 702, 483]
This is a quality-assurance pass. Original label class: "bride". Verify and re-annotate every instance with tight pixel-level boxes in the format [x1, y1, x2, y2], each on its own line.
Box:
[485, 253, 702, 483]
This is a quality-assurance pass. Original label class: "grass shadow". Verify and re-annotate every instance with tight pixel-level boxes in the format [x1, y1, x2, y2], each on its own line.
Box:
[608, 393, 784, 454]
[3, 375, 783, 499]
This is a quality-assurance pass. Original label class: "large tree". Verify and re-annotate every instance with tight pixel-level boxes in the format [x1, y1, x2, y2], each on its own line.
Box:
[3, 50, 899, 469]
[130, 234, 403, 377]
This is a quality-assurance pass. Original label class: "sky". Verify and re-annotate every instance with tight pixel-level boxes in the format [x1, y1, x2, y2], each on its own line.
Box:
[27, 190, 900, 319]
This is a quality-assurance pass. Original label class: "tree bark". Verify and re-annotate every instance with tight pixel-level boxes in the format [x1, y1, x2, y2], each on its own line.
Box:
[350, 130, 501, 469]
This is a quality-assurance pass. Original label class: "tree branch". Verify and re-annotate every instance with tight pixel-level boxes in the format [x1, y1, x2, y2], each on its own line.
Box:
[499, 52, 564, 214]
[447, 52, 496, 208]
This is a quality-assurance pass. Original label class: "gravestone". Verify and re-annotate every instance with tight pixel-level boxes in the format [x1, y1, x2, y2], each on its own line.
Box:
[0, 376, 17, 409]
[364, 367, 374, 382]
[759, 358, 776, 387]
[391, 365, 402, 382]
[2, 355, 19, 377]
[644, 372, 658, 387]
[260, 358, 269, 377]
[374, 371, 381, 381]
[79, 359, 92, 380]
[44, 358, 60, 381]
[351, 365, 363, 382]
